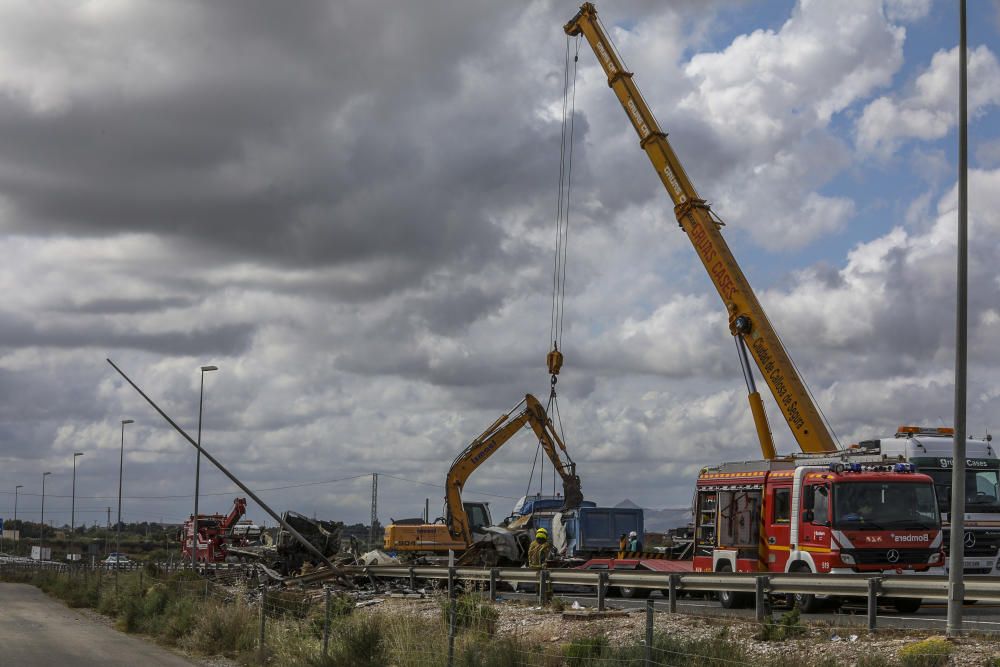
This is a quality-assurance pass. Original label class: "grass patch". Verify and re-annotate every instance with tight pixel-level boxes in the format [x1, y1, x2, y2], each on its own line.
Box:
[898, 637, 952, 667]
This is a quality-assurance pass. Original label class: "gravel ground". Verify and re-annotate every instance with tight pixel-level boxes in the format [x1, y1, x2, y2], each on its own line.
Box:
[360, 596, 1000, 665]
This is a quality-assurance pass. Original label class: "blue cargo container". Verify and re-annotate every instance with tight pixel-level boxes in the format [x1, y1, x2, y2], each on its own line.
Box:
[553, 507, 643, 558]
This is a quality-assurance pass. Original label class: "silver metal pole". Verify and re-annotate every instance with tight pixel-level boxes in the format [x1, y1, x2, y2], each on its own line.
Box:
[71, 452, 83, 557]
[117, 421, 132, 572]
[14, 486, 22, 544]
[41, 472, 51, 556]
[947, 0, 969, 638]
[72, 457, 77, 541]
[192, 366, 216, 568]
[106, 358, 342, 573]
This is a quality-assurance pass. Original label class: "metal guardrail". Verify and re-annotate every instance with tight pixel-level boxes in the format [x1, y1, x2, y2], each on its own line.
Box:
[0, 557, 248, 574]
[338, 564, 1000, 630]
[7, 558, 1000, 632]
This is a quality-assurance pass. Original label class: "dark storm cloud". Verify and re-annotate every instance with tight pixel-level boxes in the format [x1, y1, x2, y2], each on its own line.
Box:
[0, 312, 253, 357]
[60, 296, 197, 315]
[0, 0, 569, 292]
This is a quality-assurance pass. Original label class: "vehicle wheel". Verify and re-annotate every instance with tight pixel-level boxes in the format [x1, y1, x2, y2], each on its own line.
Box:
[790, 566, 823, 614]
[716, 563, 749, 609]
[892, 598, 922, 614]
[618, 585, 651, 599]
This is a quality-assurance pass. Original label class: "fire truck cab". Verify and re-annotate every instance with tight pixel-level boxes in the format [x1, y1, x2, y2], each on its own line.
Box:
[843, 427, 1000, 576]
[694, 459, 944, 612]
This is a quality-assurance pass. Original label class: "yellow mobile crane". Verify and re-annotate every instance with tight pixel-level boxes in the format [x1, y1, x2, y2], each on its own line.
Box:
[384, 394, 583, 560]
[564, 4, 837, 459]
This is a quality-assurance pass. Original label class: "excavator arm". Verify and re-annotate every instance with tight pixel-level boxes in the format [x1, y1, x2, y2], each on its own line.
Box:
[565, 3, 837, 457]
[446, 394, 583, 543]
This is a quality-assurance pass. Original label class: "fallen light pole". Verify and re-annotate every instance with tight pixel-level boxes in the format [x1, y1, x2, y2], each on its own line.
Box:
[106, 358, 342, 574]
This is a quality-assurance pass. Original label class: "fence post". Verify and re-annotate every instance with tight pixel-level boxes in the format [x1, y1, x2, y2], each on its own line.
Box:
[867, 577, 880, 633]
[257, 585, 267, 660]
[489, 568, 498, 602]
[597, 571, 607, 611]
[447, 569, 457, 667]
[322, 587, 331, 656]
[644, 598, 654, 667]
[204, 580, 209, 600]
[537, 569, 550, 606]
[668, 574, 678, 613]
[139, 569, 143, 591]
[754, 576, 768, 622]
[409, 566, 416, 591]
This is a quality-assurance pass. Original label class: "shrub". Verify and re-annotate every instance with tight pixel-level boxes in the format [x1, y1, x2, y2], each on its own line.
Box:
[564, 635, 609, 666]
[898, 637, 952, 667]
[755, 608, 806, 641]
[457, 636, 540, 667]
[324, 614, 387, 667]
[306, 593, 354, 639]
[182, 600, 257, 657]
[440, 594, 499, 635]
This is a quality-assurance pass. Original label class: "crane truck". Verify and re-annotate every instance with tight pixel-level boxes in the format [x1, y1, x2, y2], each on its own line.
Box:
[383, 394, 583, 564]
[562, 6, 958, 606]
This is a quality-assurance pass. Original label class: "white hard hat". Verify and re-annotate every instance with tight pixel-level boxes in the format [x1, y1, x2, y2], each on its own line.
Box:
[628, 531, 637, 538]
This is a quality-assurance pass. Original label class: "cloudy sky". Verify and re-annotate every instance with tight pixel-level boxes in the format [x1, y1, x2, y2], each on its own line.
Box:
[2, 0, 998, 531]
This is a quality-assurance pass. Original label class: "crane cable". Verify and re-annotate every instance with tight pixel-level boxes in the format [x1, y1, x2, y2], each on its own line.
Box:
[530, 35, 580, 499]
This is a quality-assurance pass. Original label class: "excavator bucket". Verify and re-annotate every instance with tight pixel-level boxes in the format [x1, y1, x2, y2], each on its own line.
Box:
[561, 474, 584, 510]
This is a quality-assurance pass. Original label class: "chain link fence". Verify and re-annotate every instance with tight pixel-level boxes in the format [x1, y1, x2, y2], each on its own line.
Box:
[0, 560, 970, 666]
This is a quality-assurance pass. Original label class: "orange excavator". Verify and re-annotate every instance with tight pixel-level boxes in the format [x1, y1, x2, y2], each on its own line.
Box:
[384, 394, 583, 563]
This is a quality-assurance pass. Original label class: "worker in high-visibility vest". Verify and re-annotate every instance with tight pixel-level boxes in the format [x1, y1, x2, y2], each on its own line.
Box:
[528, 527, 552, 569]
[527, 527, 553, 603]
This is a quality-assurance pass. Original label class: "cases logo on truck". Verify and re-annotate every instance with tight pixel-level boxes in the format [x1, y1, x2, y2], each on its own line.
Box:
[939, 458, 990, 468]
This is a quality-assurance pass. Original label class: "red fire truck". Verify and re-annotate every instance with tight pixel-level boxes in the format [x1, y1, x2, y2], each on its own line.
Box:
[694, 460, 944, 612]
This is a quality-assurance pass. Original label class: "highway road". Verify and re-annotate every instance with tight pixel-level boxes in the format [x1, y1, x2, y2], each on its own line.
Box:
[502, 590, 1000, 634]
[0, 583, 197, 667]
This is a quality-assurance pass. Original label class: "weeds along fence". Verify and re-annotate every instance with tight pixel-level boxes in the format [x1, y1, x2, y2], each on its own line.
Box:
[0, 560, 970, 667]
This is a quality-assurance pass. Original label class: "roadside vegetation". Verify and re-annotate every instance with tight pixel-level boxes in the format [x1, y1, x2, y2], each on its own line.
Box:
[0, 568, 981, 666]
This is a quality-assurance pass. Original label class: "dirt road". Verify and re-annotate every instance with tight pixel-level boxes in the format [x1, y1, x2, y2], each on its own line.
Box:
[0, 583, 197, 667]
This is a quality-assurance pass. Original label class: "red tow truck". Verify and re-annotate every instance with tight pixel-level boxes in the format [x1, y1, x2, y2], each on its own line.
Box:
[181, 497, 249, 563]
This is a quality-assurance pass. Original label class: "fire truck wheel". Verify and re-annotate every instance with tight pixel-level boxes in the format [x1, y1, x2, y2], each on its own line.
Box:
[716, 563, 750, 609]
[793, 591, 823, 613]
[891, 597, 922, 614]
[617, 585, 650, 599]
[790, 566, 823, 613]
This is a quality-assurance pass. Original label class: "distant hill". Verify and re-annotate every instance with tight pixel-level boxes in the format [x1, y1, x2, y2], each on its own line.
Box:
[613, 500, 692, 532]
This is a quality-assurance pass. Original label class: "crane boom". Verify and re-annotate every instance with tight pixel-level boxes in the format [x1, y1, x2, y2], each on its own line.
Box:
[565, 3, 837, 457]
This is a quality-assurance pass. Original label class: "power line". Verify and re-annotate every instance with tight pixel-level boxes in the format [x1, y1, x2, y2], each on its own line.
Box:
[0, 473, 370, 500]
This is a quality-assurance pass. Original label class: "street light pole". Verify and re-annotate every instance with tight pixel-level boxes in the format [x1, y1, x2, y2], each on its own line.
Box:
[40, 472, 52, 559]
[71, 452, 84, 558]
[14, 485, 22, 545]
[947, 0, 969, 638]
[192, 365, 218, 569]
[117, 419, 134, 573]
